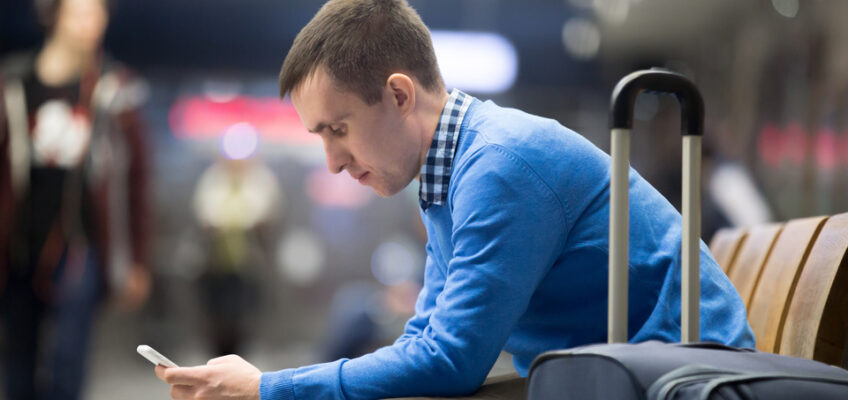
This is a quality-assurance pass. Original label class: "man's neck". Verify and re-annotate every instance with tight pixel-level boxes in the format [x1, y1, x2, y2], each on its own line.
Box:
[415, 88, 452, 179]
[35, 38, 92, 87]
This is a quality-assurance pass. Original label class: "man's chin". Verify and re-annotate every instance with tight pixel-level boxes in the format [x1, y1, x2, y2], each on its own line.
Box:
[371, 183, 404, 198]
[372, 187, 394, 198]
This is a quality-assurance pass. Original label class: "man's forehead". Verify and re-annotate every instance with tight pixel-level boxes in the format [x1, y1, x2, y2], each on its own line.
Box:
[296, 66, 345, 97]
[291, 70, 322, 104]
[291, 71, 329, 114]
[292, 68, 363, 124]
[291, 77, 350, 132]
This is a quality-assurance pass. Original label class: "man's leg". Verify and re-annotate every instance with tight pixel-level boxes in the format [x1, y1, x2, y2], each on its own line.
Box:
[45, 249, 102, 400]
[1, 270, 44, 400]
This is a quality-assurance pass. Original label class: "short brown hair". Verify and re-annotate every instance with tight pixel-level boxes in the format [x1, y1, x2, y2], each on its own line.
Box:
[279, 0, 443, 105]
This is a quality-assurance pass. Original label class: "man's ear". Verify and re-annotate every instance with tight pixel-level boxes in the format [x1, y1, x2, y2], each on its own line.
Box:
[386, 73, 415, 117]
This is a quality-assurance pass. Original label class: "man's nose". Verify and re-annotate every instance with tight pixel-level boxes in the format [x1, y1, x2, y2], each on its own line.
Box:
[323, 139, 351, 174]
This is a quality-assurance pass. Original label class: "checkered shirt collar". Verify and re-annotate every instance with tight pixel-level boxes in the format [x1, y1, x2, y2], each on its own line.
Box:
[418, 89, 473, 210]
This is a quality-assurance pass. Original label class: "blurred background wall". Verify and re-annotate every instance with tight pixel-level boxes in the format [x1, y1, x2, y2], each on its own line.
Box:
[1, 0, 847, 398]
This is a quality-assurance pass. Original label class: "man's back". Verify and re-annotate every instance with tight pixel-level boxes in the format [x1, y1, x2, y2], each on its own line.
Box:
[418, 96, 755, 375]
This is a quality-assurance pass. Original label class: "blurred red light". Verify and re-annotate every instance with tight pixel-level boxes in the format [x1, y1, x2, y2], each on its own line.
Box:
[168, 96, 320, 145]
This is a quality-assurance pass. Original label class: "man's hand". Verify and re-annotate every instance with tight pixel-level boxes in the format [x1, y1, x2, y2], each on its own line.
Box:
[155, 355, 262, 400]
[118, 263, 151, 312]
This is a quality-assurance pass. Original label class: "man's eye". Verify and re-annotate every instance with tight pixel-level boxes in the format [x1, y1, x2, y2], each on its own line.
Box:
[329, 126, 345, 136]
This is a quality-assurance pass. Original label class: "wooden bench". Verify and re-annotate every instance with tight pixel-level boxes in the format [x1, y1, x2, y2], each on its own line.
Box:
[779, 213, 848, 366]
[711, 212, 848, 367]
[708, 227, 748, 274]
[745, 216, 828, 353]
[724, 223, 784, 307]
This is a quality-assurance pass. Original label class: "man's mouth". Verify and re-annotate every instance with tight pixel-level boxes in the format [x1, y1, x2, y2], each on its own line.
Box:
[355, 171, 370, 184]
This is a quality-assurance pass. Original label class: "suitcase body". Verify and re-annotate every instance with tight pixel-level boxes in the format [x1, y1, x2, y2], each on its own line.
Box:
[526, 69, 848, 399]
[529, 342, 848, 399]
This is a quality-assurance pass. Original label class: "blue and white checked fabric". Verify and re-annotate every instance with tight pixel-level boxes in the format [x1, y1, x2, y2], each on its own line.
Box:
[418, 89, 473, 210]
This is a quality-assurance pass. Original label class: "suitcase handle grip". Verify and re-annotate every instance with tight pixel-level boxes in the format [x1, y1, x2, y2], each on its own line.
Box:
[610, 68, 704, 136]
[608, 69, 703, 345]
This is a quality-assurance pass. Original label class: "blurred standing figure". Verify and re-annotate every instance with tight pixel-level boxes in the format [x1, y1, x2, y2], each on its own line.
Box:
[192, 156, 281, 356]
[0, 0, 151, 399]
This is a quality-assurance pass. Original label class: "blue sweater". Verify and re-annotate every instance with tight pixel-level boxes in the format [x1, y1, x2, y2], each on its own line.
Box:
[260, 99, 755, 399]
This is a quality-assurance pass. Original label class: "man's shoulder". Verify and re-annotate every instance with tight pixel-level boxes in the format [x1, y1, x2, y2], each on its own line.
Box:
[464, 100, 563, 138]
[455, 101, 594, 180]
[447, 132, 566, 209]
[462, 100, 586, 156]
[449, 99, 611, 217]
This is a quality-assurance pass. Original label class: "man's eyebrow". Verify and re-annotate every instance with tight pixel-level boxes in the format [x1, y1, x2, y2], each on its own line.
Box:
[307, 123, 327, 134]
[308, 113, 351, 133]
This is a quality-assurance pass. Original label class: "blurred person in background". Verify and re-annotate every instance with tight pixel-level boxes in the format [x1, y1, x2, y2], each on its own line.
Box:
[192, 155, 281, 357]
[154, 1, 753, 399]
[320, 279, 419, 362]
[701, 141, 773, 240]
[321, 210, 424, 362]
[0, 0, 151, 398]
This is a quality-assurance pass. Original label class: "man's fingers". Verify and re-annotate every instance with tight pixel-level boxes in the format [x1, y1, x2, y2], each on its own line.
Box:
[207, 354, 240, 365]
[161, 366, 208, 386]
[170, 384, 195, 400]
[155, 365, 167, 381]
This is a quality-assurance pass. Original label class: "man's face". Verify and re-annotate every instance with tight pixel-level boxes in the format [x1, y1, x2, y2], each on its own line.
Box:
[55, 0, 108, 53]
[291, 67, 422, 197]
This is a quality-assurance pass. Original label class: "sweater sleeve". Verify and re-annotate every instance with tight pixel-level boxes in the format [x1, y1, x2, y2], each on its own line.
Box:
[260, 144, 567, 400]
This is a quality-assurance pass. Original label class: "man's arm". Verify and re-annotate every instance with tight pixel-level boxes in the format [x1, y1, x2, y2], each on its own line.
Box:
[115, 105, 152, 311]
[393, 240, 445, 344]
[0, 76, 13, 294]
[157, 144, 568, 400]
[118, 106, 150, 269]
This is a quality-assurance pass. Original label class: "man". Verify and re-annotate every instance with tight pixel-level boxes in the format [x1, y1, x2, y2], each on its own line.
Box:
[192, 155, 282, 357]
[0, 0, 151, 398]
[155, 1, 755, 399]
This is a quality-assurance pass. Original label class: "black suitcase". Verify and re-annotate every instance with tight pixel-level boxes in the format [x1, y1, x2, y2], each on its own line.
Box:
[526, 69, 848, 400]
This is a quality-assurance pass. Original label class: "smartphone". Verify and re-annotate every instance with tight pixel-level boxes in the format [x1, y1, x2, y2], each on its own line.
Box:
[137, 345, 179, 368]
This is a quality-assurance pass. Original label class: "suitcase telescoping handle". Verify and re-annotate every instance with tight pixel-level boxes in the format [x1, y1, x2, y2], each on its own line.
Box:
[608, 69, 704, 344]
